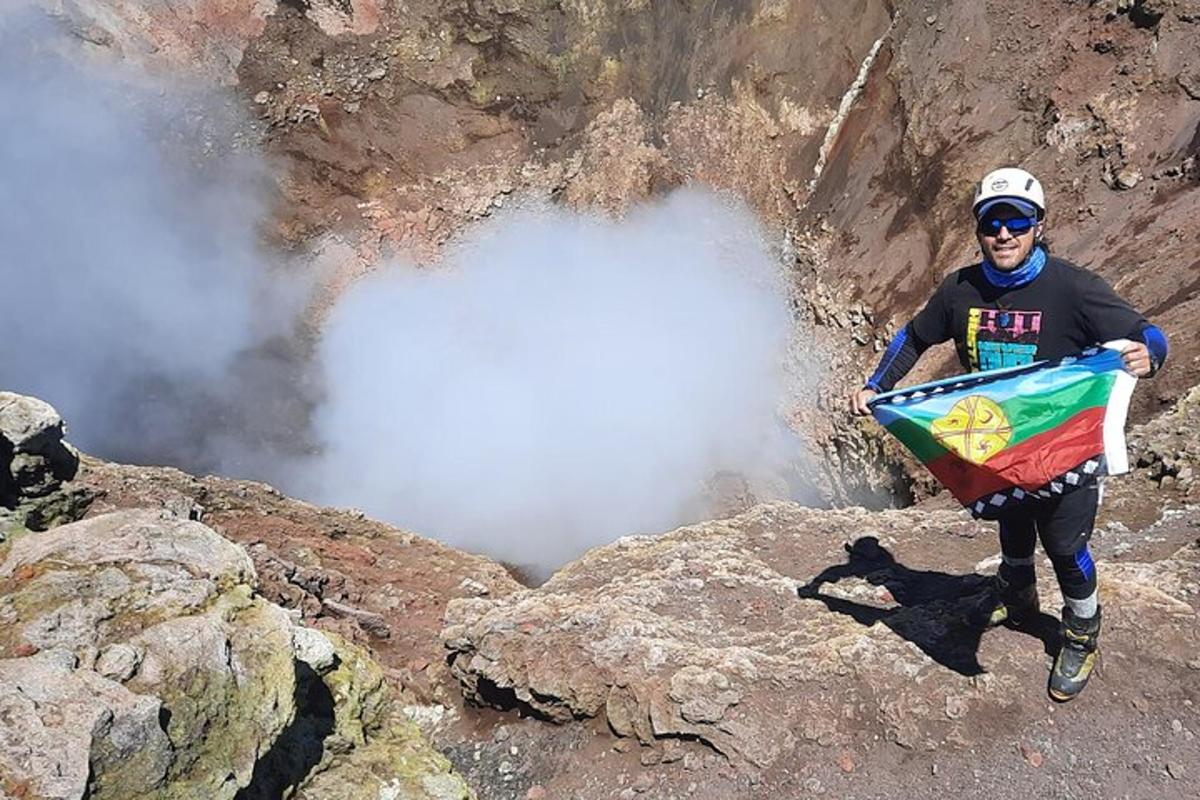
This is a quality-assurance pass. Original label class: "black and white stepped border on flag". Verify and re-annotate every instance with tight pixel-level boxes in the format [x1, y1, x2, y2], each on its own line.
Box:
[970, 456, 1109, 519]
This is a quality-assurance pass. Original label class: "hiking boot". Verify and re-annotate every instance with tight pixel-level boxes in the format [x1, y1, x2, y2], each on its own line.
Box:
[971, 574, 1039, 628]
[1049, 606, 1101, 702]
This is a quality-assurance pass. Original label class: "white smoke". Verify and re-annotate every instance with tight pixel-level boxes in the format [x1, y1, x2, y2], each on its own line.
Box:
[297, 190, 816, 575]
[0, 10, 820, 577]
[0, 11, 312, 475]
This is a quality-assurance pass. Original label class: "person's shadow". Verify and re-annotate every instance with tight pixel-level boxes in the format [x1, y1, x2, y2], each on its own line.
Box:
[796, 536, 1059, 676]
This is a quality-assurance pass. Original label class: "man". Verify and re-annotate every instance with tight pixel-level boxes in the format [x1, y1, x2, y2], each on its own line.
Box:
[849, 167, 1169, 701]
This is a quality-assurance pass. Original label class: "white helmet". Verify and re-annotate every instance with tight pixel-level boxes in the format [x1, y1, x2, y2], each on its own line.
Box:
[973, 167, 1046, 220]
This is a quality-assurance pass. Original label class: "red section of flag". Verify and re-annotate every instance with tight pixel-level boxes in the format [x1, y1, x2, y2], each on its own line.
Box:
[925, 406, 1106, 504]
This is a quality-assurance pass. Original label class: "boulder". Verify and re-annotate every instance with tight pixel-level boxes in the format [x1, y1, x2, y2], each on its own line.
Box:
[0, 509, 472, 799]
[0, 392, 90, 536]
[0, 510, 290, 798]
[0, 392, 69, 456]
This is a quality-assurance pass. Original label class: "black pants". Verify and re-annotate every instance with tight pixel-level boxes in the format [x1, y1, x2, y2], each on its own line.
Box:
[997, 482, 1100, 602]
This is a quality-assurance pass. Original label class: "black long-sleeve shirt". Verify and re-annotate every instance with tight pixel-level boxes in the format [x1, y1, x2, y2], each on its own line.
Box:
[866, 254, 1167, 392]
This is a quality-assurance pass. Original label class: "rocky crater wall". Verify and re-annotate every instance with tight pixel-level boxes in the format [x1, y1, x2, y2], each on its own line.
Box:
[35, 0, 1200, 505]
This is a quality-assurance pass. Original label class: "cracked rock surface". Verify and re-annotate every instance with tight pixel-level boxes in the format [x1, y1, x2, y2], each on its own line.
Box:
[0, 505, 470, 800]
[444, 499, 1200, 796]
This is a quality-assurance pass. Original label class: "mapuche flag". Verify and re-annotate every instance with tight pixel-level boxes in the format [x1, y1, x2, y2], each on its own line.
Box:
[869, 342, 1136, 518]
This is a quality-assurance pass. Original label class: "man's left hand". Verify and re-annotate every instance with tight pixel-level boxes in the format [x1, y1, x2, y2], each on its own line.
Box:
[1120, 341, 1152, 377]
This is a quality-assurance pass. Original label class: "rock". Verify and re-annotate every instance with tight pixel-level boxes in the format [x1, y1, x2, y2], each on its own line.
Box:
[94, 643, 142, 682]
[276, 631, 473, 800]
[631, 773, 655, 793]
[0, 649, 171, 799]
[445, 505, 983, 767]
[1128, 385, 1200, 492]
[10, 452, 61, 496]
[420, 773, 472, 799]
[0, 509, 471, 799]
[0, 392, 66, 453]
[0, 509, 254, 603]
[461, 577, 490, 596]
[446, 502, 1200, 771]
[668, 666, 742, 724]
[293, 625, 339, 674]
[944, 695, 968, 720]
[323, 598, 393, 639]
[0, 511, 289, 797]
[1114, 167, 1143, 189]
[0, 393, 88, 534]
[1180, 72, 1200, 100]
[12, 642, 39, 657]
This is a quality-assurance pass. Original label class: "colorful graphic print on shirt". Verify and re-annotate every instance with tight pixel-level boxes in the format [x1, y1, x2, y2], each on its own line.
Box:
[966, 307, 1042, 370]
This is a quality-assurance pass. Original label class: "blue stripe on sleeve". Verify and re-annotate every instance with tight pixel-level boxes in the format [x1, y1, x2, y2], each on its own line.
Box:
[1140, 325, 1168, 373]
[867, 326, 910, 391]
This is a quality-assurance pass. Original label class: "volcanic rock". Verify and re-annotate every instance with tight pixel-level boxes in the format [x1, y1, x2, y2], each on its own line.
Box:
[1129, 383, 1200, 500]
[0, 393, 92, 537]
[445, 502, 1200, 769]
[74, 456, 524, 707]
[0, 509, 471, 799]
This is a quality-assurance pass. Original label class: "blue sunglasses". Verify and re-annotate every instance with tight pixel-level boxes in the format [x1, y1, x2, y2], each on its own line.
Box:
[978, 215, 1038, 236]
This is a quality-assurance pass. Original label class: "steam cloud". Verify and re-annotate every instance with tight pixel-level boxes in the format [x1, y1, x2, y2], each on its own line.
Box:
[296, 191, 814, 574]
[2, 11, 817, 577]
[0, 11, 310, 476]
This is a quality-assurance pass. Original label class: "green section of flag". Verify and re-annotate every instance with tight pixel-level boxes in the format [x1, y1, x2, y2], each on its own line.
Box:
[886, 417, 951, 464]
[885, 372, 1116, 465]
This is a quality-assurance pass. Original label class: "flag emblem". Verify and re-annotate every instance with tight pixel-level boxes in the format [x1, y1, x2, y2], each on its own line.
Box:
[931, 396, 1012, 464]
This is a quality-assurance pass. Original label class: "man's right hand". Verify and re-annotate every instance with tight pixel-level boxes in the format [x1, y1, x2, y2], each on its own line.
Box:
[850, 387, 878, 417]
